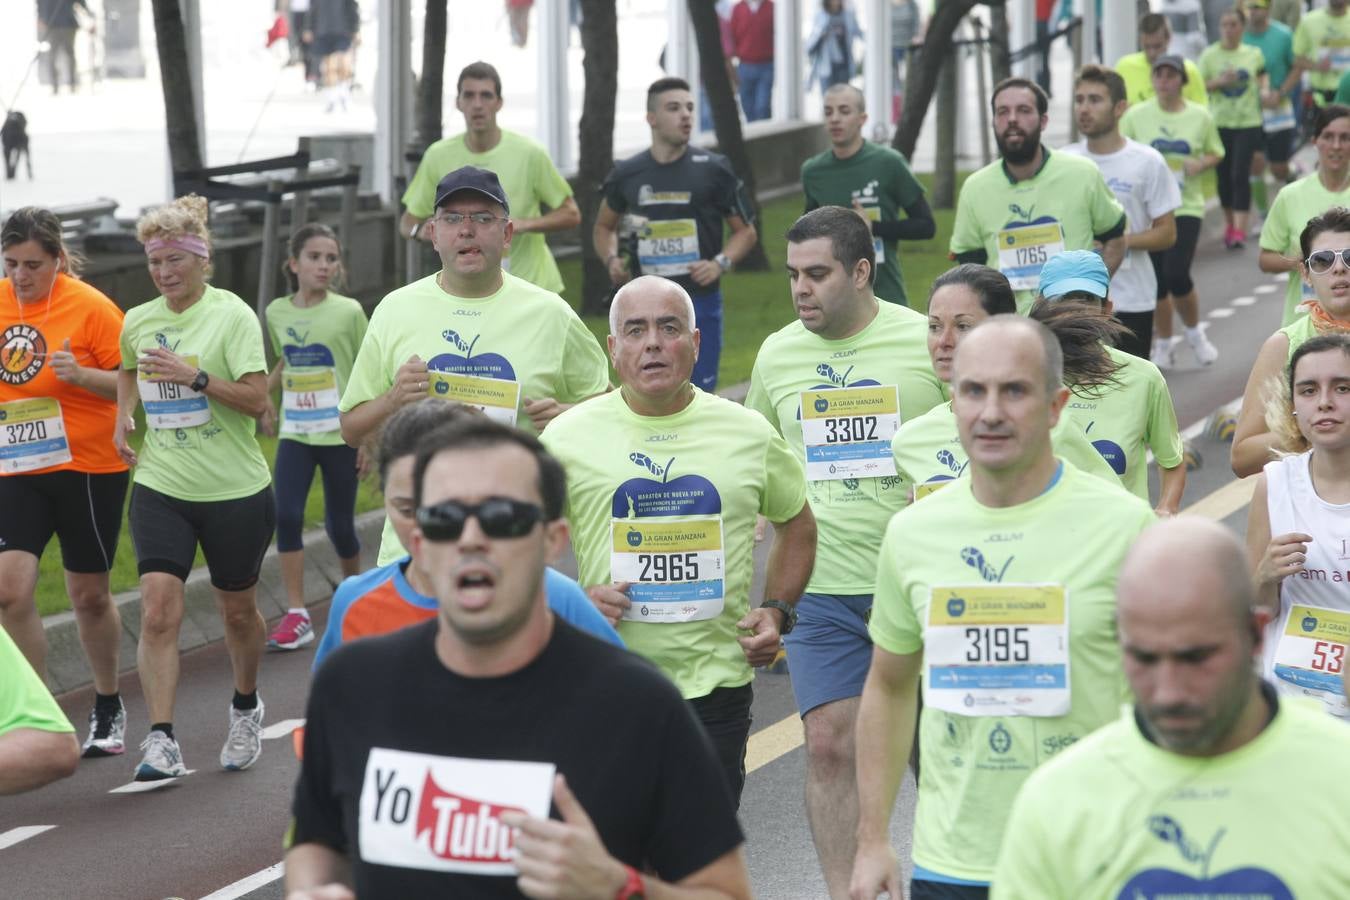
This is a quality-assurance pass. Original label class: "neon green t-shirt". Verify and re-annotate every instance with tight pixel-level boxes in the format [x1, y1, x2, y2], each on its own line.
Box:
[869, 463, 1154, 881]
[1059, 347, 1183, 502]
[541, 388, 808, 700]
[949, 149, 1126, 312]
[1, 626, 74, 735]
[1294, 8, 1350, 92]
[992, 698, 1350, 899]
[891, 401, 1120, 497]
[340, 271, 610, 565]
[119, 285, 272, 502]
[1259, 173, 1350, 325]
[1198, 43, 1266, 128]
[1280, 313, 1318, 363]
[744, 302, 945, 595]
[401, 131, 573, 293]
[264, 292, 368, 446]
[1120, 99, 1225, 220]
[1116, 51, 1210, 107]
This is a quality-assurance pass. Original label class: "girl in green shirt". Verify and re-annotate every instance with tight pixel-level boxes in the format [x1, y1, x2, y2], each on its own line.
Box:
[1202, 7, 1269, 248]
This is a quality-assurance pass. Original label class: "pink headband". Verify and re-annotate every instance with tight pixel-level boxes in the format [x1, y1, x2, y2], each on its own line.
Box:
[144, 235, 210, 258]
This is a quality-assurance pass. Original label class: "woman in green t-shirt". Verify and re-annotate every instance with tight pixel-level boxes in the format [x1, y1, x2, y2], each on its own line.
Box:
[1201, 6, 1269, 248]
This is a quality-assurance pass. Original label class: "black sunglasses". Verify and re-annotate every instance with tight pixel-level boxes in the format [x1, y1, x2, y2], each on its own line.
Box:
[415, 497, 544, 541]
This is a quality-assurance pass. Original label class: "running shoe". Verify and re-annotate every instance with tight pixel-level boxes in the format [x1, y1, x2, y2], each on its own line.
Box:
[134, 731, 186, 781]
[1224, 226, 1245, 250]
[1151, 338, 1176, 369]
[82, 698, 127, 757]
[220, 699, 265, 771]
[1188, 328, 1220, 366]
[267, 611, 314, 650]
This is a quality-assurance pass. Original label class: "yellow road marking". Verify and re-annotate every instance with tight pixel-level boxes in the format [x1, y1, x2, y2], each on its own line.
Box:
[1180, 475, 1257, 521]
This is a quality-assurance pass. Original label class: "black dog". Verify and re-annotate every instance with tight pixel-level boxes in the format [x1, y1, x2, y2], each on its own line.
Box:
[2, 111, 32, 180]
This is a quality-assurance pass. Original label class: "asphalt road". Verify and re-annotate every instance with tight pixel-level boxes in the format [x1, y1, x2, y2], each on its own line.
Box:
[1, 213, 1285, 900]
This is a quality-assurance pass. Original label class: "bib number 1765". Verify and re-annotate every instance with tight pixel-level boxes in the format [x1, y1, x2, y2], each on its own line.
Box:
[965, 626, 1030, 663]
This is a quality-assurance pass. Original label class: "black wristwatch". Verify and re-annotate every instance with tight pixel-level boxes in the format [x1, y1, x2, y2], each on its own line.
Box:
[190, 369, 210, 393]
[761, 600, 797, 635]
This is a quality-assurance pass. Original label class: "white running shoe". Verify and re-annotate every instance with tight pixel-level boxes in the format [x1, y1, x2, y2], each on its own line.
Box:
[134, 730, 186, 781]
[1188, 328, 1220, 366]
[220, 699, 265, 771]
[1151, 338, 1176, 369]
[82, 698, 127, 757]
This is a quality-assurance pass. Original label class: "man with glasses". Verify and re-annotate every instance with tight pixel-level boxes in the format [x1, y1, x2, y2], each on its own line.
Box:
[542, 275, 817, 808]
[340, 166, 610, 567]
[285, 417, 753, 899]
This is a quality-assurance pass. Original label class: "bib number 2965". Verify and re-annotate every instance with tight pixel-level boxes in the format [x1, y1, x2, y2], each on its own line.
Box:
[638, 552, 699, 582]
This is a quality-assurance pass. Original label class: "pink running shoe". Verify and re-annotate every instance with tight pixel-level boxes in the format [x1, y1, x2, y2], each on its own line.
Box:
[267, 612, 314, 650]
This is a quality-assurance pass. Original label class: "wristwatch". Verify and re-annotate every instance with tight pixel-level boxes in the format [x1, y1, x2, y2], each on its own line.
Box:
[615, 865, 645, 900]
[190, 370, 210, 393]
[714, 252, 732, 272]
[761, 599, 798, 635]
[408, 220, 422, 240]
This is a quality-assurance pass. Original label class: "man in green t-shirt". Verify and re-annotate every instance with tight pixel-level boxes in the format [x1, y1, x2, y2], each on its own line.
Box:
[542, 275, 817, 808]
[745, 207, 944, 895]
[1244, 0, 1302, 215]
[341, 166, 610, 566]
[950, 77, 1127, 313]
[850, 315, 1153, 899]
[800, 84, 934, 307]
[400, 62, 580, 293]
[1294, 0, 1350, 106]
[1, 626, 77, 795]
[992, 518, 1350, 899]
[1116, 13, 1209, 108]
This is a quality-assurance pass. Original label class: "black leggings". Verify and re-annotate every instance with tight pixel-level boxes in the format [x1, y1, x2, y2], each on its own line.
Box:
[1149, 215, 1202, 298]
[273, 438, 361, 557]
[1217, 126, 1264, 212]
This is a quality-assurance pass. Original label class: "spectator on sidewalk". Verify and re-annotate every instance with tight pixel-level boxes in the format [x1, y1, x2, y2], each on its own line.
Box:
[731, 0, 775, 121]
[807, 0, 863, 98]
[36, 0, 91, 95]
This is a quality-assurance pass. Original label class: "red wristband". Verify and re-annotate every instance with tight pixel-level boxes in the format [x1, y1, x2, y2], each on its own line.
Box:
[615, 864, 645, 900]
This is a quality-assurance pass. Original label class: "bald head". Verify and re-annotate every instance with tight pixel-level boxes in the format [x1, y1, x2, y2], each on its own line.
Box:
[1119, 517, 1255, 630]
[823, 82, 866, 112]
[609, 275, 696, 336]
[954, 315, 1063, 393]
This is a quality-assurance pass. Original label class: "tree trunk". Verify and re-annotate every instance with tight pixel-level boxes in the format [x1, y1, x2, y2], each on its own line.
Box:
[577, 0, 619, 315]
[414, 0, 448, 151]
[933, 52, 958, 208]
[891, 0, 983, 161]
[988, 6, 1011, 86]
[687, 0, 768, 271]
[151, 0, 203, 182]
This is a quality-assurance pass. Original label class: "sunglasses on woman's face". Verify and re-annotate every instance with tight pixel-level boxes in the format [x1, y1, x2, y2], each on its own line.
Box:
[415, 497, 543, 542]
[1306, 248, 1350, 275]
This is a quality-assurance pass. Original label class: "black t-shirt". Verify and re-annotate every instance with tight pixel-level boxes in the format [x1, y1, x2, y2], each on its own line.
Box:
[602, 148, 752, 296]
[291, 618, 744, 898]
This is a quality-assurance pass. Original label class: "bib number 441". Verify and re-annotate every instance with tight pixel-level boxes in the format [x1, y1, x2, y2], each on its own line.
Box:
[965, 626, 1031, 663]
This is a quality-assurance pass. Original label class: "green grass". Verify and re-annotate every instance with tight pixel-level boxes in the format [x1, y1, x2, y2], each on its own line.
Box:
[36, 181, 969, 616]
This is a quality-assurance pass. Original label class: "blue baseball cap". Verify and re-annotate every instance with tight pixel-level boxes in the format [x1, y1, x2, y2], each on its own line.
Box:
[1038, 250, 1109, 301]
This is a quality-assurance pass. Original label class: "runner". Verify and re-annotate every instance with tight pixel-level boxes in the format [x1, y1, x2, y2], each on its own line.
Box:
[115, 195, 275, 781]
[1243, 0, 1301, 219]
[1063, 65, 1182, 358]
[1258, 104, 1350, 326]
[593, 77, 760, 391]
[542, 275, 816, 807]
[339, 166, 609, 567]
[1121, 56, 1224, 367]
[1247, 333, 1350, 719]
[261, 223, 368, 651]
[744, 207, 943, 896]
[1115, 13, 1209, 107]
[0, 206, 129, 758]
[400, 61, 580, 293]
[950, 77, 1126, 313]
[992, 517, 1350, 899]
[1293, 0, 1350, 127]
[1235, 206, 1350, 476]
[800, 83, 935, 307]
[285, 418, 751, 899]
[313, 398, 621, 672]
[850, 315, 1154, 900]
[1201, 7, 1268, 249]
[0, 626, 77, 795]
[1039, 250, 1187, 515]
[892, 264, 1123, 500]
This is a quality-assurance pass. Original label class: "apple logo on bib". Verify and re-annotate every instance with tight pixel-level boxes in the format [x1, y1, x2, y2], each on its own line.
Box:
[795, 363, 881, 419]
[1302, 614, 1319, 633]
[1115, 815, 1292, 900]
[281, 327, 337, 367]
[612, 453, 722, 518]
[428, 329, 516, 380]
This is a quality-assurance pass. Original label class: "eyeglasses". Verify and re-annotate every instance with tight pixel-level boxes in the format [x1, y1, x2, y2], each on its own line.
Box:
[1306, 248, 1350, 275]
[415, 497, 543, 541]
[434, 212, 508, 227]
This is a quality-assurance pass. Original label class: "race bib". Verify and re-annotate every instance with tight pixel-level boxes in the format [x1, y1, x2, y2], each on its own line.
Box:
[1167, 156, 1186, 191]
[913, 478, 953, 501]
[610, 516, 725, 622]
[1273, 604, 1350, 718]
[0, 397, 72, 474]
[996, 222, 1065, 291]
[358, 748, 554, 876]
[1262, 101, 1296, 133]
[1321, 43, 1350, 71]
[925, 584, 1070, 717]
[138, 354, 210, 429]
[427, 371, 520, 426]
[637, 219, 699, 276]
[861, 202, 884, 265]
[799, 386, 899, 480]
[281, 368, 340, 435]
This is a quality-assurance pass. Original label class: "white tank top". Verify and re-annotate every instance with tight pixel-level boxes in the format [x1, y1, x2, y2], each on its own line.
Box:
[1264, 451, 1350, 718]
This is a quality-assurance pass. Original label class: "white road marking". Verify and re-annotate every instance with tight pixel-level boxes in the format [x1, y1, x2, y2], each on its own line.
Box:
[260, 719, 304, 741]
[0, 826, 56, 850]
[110, 771, 196, 793]
[1230, 296, 1257, 306]
[1254, 284, 1277, 295]
[1208, 308, 1236, 319]
[198, 862, 283, 900]
[1276, 272, 1289, 281]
